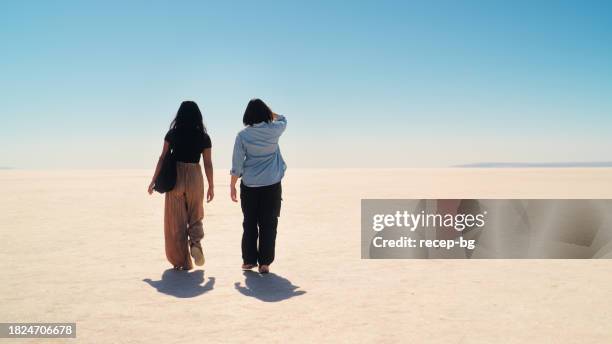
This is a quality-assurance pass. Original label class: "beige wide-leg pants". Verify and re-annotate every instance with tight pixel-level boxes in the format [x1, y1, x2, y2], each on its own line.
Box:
[164, 162, 205, 270]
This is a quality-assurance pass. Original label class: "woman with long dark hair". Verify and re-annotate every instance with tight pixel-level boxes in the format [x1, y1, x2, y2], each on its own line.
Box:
[230, 98, 286, 274]
[148, 101, 214, 270]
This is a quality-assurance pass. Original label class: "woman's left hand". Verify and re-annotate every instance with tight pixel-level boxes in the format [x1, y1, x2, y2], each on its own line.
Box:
[207, 187, 214, 202]
[147, 181, 155, 195]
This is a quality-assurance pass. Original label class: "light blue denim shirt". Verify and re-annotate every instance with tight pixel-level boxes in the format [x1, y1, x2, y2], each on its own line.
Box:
[230, 115, 287, 187]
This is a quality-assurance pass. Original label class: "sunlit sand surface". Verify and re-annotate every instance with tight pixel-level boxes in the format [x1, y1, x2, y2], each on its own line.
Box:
[1, 168, 612, 343]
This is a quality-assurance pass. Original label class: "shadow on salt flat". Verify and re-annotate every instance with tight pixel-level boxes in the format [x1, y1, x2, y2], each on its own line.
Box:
[235, 271, 306, 302]
[143, 269, 215, 298]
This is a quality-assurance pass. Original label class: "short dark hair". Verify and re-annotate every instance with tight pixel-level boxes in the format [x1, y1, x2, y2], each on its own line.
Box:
[243, 98, 273, 126]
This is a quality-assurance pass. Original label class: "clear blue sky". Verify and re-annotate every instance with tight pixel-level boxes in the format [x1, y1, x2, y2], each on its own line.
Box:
[1, 1, 611, 168]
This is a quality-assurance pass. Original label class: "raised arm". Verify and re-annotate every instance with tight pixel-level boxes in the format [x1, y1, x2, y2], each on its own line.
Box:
[202, 148, 214, 202]
[148, 141, 170, 194]
[269, 113, 287, 136]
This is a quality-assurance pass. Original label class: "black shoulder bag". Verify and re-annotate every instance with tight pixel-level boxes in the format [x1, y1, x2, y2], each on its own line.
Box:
[154, 146, 177, 193]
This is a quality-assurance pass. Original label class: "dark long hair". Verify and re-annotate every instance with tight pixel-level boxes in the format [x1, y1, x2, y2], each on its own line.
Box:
[170, 101, 207, 133]
[243, 98, 273, 126]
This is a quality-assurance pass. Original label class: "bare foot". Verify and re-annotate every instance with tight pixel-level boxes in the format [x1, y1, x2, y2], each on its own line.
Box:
[242, 264, 257, 270]
[258, 265, 270, 274]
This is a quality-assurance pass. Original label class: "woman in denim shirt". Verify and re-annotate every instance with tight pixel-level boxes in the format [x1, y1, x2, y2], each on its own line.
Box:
[230, 99, 286, 274]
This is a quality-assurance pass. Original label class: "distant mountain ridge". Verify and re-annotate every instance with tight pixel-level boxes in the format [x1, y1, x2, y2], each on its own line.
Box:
[456, 162, 612, 168]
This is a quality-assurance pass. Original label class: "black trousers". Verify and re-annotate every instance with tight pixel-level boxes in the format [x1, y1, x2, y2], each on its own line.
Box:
[240, 181, 282, 265]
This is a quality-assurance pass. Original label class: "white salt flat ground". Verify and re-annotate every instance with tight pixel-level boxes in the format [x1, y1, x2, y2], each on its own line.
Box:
[1, 168, 612, 343]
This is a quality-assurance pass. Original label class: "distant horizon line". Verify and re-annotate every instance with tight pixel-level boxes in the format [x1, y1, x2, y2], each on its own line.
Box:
[3, 161, 612, 170]
[455, 161, 612, 168]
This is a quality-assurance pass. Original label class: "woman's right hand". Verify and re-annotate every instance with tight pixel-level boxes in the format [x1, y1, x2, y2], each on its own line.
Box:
[230, 184, 238, 202]
[147, 181, 155, 195]
[207, 187, 215, 203]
